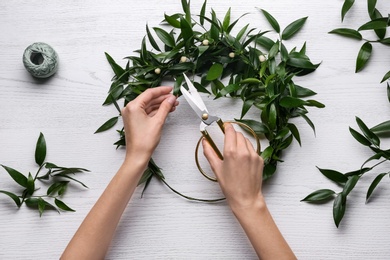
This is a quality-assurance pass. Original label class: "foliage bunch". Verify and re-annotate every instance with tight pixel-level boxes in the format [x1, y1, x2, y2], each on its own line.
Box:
[329, 0, 390, 83]
[303, 0, 390, 228]
[0, 133, 89, 216]
[302, 118, 390, 227]
[98, 0, 324, 196]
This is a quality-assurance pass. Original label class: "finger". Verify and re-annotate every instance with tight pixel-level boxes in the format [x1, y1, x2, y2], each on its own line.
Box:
[145, 93, 173, 110]
[245, 138, 256, 152]
[147, 100, 179, 117]
[154, 95, 177, 122]
[134, 86, 173, 108]
[223, 123, 237, 154]
[202, 138, 222, 177]
[236, 132, 249, 151]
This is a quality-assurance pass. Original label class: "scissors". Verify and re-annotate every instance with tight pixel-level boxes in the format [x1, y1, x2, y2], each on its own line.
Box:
[180, 74, 261, 182]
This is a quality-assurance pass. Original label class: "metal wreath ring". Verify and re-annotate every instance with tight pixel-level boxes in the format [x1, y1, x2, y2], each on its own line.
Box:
[194, 120, 261, 182]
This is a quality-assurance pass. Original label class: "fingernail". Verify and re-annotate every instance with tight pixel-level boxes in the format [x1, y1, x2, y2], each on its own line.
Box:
[167, 95, 176, 105]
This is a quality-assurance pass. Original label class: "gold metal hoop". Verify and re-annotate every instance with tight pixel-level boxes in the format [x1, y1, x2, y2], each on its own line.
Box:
[195, 120, 261, 182]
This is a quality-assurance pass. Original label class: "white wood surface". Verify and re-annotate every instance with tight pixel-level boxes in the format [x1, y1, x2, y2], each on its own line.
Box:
[1, 1, 389, 259]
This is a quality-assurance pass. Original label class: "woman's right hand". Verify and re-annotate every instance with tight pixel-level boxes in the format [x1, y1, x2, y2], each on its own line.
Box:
[202, 123, 265, 212]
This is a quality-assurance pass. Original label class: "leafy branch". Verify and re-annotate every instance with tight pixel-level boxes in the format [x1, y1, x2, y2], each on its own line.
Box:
[0, 133, 89, 216]
[329, 0, 390, 83]
[97, 0, 324, 198]
[302, 118, 390, 227]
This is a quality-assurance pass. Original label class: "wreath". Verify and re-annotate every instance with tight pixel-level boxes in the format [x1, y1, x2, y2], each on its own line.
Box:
[96, 1, 324, 199]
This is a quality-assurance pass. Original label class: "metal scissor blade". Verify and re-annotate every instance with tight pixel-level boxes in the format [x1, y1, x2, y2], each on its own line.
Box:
[180, 85, 206, 120]
[182, 74, 208, 112]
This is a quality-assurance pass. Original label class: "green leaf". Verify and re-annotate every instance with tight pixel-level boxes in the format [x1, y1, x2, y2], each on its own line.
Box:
[279, 96, 306, 108]
[180, 17, 193, 44]
[269, 103, 277, 130]
[206, 63, 223, 81]
[95, 116, 119, 134]
[328, 28, 362, 40]
[295, 85, 316, 97]
[54, 174, 88, 188]
[281, 17, 308, 40]
[370, 9, 386, 39]
[146, 24, 161, 51]
[261, 9, 280, 33]
[305, 100, 325, 108]
[153, 27, 175, 48]
[1, 165, 27, 188]
[0, 190, 21, 207]
[355, 116, 380, 146]
[255, 36, 275, 51]
[349, 127, 371, 146]
[367, 0, 377, 16]
[261, 146, 274, 162]
[35, 132, 46, 166]
[181, 0, 191, 22]
[380, 70, 390, 83]
[164, 13, 181, 28]
[47, 181, 69, 196]
[287, 123, 301, 146]
[25, 198, 58, 216]
[287, 53, 319, 70]
[342, 175, 360, 196]
[301, 189, 336, 202]
[341, 0, 355, 21]
[388, 83, 390, 103]
[26, 172, 35, 196]
[240, 100, 254, 119]
[199, 0, 207, 25]
[235, 119, 269, 135]
[358, 18, 388, 31]
[105, 52, 125, 78]
[138, 168, 153, 186]
[371, 120, 390, 135]
[366, 173, 388, 202]
[317, 167, 348, 184]
[333, 193, 346, 228]
[55, 198, 75, 212]
[222, 8, 231, 32]
[355, 42, 372, 73]
[268, 41, 279, 59]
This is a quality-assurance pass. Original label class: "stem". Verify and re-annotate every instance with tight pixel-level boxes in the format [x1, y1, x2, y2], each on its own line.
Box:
[159, 178, 225, 203]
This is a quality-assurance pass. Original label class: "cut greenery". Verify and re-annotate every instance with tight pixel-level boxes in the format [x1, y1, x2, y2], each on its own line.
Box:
[302, 118, 390, 227]
[98, 0, 324, 199]
[329, 0, 390, 83]
[303, 0, 390, 228]
[0, 133, 89, 216]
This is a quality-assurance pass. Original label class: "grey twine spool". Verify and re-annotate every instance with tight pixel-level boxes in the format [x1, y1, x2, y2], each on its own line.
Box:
[23, 42, 59, 78]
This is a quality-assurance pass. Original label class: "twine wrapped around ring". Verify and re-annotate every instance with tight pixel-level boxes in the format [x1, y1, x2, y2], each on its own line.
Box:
[23, 42, 59, 78]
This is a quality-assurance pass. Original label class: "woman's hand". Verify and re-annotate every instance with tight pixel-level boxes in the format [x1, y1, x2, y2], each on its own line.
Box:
[202, 123, 264, 212]
[121, 86, 178, 161]
[203, 123, 296, 259]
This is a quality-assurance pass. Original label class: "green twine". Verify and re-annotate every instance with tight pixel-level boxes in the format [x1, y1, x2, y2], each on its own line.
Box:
[23, 42, 59, 78]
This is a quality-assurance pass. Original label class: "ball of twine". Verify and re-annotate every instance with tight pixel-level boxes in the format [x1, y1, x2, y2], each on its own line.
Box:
[23, 42, 59, 78]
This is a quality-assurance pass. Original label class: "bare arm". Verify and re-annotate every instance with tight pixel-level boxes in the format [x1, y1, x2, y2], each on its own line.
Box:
[61, 87, 178, 259]
[203, 123, 296, 260]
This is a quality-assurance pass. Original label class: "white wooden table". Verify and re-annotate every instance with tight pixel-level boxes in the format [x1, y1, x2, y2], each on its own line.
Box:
[1, 1, 389, 259]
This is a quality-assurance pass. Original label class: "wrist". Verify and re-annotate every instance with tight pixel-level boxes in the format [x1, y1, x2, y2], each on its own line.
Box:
[230, 193, 267, 220]
[123, 152, 150, 174]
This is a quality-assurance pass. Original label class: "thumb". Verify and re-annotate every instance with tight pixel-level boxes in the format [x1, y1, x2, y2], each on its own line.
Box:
[155, 95, 176, 121]
[202, 138, 222, 178]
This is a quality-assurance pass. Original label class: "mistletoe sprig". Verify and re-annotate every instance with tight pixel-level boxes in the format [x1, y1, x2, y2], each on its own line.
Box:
[0, 133, 89, 216]
[329, 0, 390, 83]
[302, 118, 390, 227]
[98, 0, 324, 198]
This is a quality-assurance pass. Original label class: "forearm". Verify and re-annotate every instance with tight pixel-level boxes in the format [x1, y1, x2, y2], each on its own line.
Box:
[61, 156, 148, 260]
[233, 197, 296, 260]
